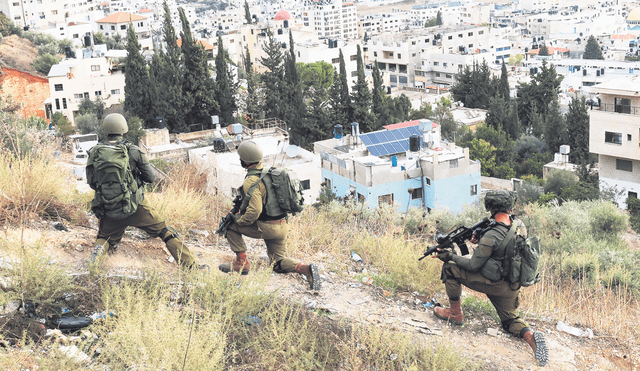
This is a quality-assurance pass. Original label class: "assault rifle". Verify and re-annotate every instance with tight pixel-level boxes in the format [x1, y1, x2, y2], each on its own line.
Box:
[215, 194, 243, 237]
[419, 218, 495, 260]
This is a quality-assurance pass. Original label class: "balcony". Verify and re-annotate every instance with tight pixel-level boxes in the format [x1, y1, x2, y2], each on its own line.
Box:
[598, 102, 640, 116]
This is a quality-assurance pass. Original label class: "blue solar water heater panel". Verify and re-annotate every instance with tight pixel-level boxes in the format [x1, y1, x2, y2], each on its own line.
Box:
[368, 145, 383, 157]
[360, 134, 373, 146]
[390, 142, 404, 153]
[380, 143, 394, 155]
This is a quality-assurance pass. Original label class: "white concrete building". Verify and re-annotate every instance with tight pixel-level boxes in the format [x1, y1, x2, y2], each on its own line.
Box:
[96, 11, 152, 50]
[0, 0, 99, 30]
[301, 0, 358, 41]
[45, 48, 127, 125]
[589, 75, 640, 208]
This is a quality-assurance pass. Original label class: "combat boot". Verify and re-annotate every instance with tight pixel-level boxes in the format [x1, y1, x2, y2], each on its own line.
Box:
[294, 263, 321, 291]
[90, 243, 105, 263]
[218, 252, 250, 275]
[434, 298, 464, 325]
[523, 330, 548, 367]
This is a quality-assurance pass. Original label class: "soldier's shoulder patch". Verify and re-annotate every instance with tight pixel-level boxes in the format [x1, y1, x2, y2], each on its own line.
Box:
[479, 237, 495, 246]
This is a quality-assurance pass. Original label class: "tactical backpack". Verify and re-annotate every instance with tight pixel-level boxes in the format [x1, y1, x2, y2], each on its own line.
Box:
[87, 142, 142, 220]
[502, 220, 541, 287]
[242, 167, 305, 217]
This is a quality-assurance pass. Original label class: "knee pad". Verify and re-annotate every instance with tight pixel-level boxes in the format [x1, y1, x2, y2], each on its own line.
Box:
[160, 226, 180, 243]
[272, 260, 287, 274]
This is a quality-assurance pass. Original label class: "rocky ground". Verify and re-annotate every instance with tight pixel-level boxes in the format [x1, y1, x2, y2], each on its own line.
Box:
[1, 216, 636, 371]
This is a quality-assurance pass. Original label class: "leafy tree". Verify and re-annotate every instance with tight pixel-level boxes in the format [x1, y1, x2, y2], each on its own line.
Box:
[565, 96, 590, 164]
[431, 97, 456, 140]
[543, 91, 567, 153]
[23, 31, 56, 46]
[298, 61, 333, 98]
[75, 113, 101, 137]
[57, 39, 73, 54]
[33, 53, 59, 75]
[538, 44, 550, 56]
[106, 34, 125, 50]
[516, 152, 550, 178]
[475, 124, 515, 171]
[124, 24, 153, 126]
[305, 85, 332, 147]
[93, 32, 106, 45]
[387, 94, 412, 125]
[544, 169, 577, 196]
[183, 9, 219, 129]
[260, 29, 285, 120]
[38, 43, 58, 56]
[514, 135, 548, 160]
[78, 97, 105, 119]
[584, 35, 604, 60]
[516, 59, 563, 130]
[409, 101, 434, 120]
[282, 30, 307, 146]
[124, 116, 147, 144]
[424, 17, 439, 27]
[51, 112, 74, 136]
[451, 61, 496, 109]
[371, 61, 388, 131]
[508, 54, 524, 65]
[436, 10, 443, 25]
[0, 13, 22, 37]
[350, 45, 373, 132]
[468, 138, 497, 176]
[244, 0, 252, 24]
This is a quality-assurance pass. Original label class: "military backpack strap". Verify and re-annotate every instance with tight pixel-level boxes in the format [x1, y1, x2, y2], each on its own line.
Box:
[239, 168, 270, 212]
[494, 220, 518, 262]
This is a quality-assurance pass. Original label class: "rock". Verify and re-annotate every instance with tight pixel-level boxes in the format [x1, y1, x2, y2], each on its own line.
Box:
[487, 328, 499, 336]
[74, 245, 84, 252]
[59, 345, 90, 363]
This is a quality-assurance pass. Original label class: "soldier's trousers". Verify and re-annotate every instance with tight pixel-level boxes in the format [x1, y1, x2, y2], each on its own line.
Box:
[95, 197, 198, 267]
[443, 263, 530, 337]
[226, 219, 299, 273]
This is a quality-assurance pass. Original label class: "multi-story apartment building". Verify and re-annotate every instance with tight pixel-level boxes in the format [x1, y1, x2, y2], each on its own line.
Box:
[409, 2, 492, 27]
[0, 0, 101, 30]
[96, 11, 152, 50]
[589, 75, 640, 208]
[301, 0, 357, 41]
[359, 12, 409, 37]
[296, 39, 360, 84]
[45, 49, 126, 125]
[314, 120, 481, 213]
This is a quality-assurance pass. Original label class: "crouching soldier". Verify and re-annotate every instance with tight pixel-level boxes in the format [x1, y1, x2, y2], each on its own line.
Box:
[432, 189, 548, 366]
[86, 113, 207, 271]
[218, 140, 321, 291]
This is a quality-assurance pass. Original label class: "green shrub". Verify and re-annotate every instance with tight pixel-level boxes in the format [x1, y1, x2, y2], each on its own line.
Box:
[33, 53, 60, 75]
[544, 169, 577, 195]
[627, 197, 640, 233]
[589, 201, 628, 240]
[560, 252, 600, 283]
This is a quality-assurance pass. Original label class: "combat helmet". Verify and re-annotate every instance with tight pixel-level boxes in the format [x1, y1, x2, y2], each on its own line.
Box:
[237, 140, 263, 163]
[484, 189, 517, 213]
[102, 113, 128, 135]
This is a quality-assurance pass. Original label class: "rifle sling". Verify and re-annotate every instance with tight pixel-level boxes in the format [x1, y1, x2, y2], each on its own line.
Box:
[239, 168, 270, 212]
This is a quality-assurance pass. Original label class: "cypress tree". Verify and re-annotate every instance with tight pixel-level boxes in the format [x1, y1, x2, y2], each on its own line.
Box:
[215, 34, 237, 126]
[350, 45, 373, 132]
[242, 47, 261, 122]
[499, 59, 510, 99]
[544, 90, 567, 153]
[331, 49, 351, 125]
[306, 85, 332, 145]
[371, 60, 389, 130]
[565, 96, 590, 164]
[180, 8, 219, 129]
[539, 44, 550, 56]
[124, 23, 153, 126]
[485, 95, 508, 133]
[436, 10, 443, 26]
[260, 29, 285, 120]
[283, 30, 307, 146]
[152, 1, 187, 133]
[244, 0, 252, 24]
[328, 70, 347, 127]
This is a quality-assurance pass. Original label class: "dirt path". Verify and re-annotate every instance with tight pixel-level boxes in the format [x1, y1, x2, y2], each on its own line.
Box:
[4, 219, 635, 371]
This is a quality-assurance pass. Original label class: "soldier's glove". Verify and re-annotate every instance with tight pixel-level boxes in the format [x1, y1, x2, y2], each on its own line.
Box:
[436, 249, 453, 262]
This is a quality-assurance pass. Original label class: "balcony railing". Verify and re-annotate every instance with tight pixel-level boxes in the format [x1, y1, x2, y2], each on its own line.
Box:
[598, 103, 640, 116]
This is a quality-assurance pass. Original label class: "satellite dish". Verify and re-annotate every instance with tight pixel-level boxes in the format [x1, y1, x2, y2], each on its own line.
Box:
[285, 145, 299, 158]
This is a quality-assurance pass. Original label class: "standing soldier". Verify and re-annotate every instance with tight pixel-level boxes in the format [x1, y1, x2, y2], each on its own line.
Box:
[432, 189, 548, 366]
[218, 140, 321, 291]
[86, 113, 207, 270]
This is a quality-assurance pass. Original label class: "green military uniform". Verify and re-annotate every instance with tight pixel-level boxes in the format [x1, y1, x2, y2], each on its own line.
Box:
[87, 137, 198, 268]
[441, 217, 531, 337]
[227, 162, 299, 273]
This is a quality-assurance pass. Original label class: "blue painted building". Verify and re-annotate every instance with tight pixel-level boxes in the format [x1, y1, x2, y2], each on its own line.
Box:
[313, 120, 481, 213]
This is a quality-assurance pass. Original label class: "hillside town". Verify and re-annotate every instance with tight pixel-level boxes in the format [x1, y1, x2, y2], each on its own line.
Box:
[1, 0, 640, 212]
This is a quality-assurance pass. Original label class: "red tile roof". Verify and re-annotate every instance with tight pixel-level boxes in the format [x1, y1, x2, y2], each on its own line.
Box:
[527, 47, 570, 55]
[176, 38, 214, 50]
[384, 120, 439, 130]
[96, 12, 146, 23]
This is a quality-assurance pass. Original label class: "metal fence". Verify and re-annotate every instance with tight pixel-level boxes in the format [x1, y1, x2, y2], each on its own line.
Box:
[598, 103, 640, 115]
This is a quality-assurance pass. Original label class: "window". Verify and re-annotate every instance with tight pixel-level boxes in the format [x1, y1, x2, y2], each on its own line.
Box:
[74, 93, 82, 99]
[52, 10, 58, 15]
[91, 65, 100, 71]
[111, 25, 115, 30]
[95, 90, 102, 96]
[373, 51, 377, 57]
[433, 61, 439, 66]
[448, 35, 453, 40]
[435, 72, 441, 77]
[331, 58, 339, 64]
[62, 98, 67, 109]
[468, 32, 473, 36]
[300, 179, 311, 190]
[426, 178, 431, 186]
[443, 63, 448, 67]
[54, 84, 63, 91]
[628, 134, 632, 141]
[616, 159, 633, 172]
[458, 34, 463, 38]
[351, 71, 357, 77]
[479, 30, 484, 35]
[397, 53, 401, 59]
[111, 89, 121, 94]
[629, 191, 638, 200]
[378, 194, 394, 205]
[450, 159, 459, 168]
[468, 44, 473, 48]
[615, 98, 631, 114]
[138, 22, 143, 27]
[604, 131, 622, 144]
[120, 25, 126, 30]
[357, 193, 365, 203]
[350, 55, 357, 61]
[324, 178, 331, 190]
[446, 74, 452, 78]
[84, 92, 89, 99]
[470, 184, 478, 196]
[55, 99, 60, 110]
[100, 25, 104, 30]
[411, 188, 423, 199]
[12, 2, 19, 6]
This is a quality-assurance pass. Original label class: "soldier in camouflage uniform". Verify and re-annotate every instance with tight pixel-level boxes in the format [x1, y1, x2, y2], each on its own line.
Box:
[87, 114, 206, 271]
[218, 140, 321, 291]
[432, 189, 548, 367]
